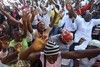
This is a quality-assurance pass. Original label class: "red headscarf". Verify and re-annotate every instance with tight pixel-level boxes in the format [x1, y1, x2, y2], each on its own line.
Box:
[61, 29, 73, 43]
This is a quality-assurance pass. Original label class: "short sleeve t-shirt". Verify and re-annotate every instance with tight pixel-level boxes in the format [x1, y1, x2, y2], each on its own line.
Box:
[9, 38, 28, 54]
[50, 10, 55, 19]
[50, 10, 61, 26]
[50, 34, 71, 51]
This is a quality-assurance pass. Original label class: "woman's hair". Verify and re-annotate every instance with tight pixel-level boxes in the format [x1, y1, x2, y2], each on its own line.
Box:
[44, 41, 59, 56]
[37, 21, 42, 28]
[37, 21, 45, 31]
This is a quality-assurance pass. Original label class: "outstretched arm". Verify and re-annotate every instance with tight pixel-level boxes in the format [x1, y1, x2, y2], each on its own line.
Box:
[0, 3, 22, 27]
[7, 0, 20, 11]
[21, 11, 29, 37]
[45, 4, 59, 35]
[1, 51, 18, 64]
[19, 35, 49, 60]
[62, 49, 100, 59]
[1, 42, 22, 64]
[66, 0, 77, 18]
[30, 9, 38, 23]
[76, 0, 94, 15]
[27, 14, 33, 33]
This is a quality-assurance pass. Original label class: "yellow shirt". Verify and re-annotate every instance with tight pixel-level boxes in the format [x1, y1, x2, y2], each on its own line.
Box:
[50, 10, 60, 26]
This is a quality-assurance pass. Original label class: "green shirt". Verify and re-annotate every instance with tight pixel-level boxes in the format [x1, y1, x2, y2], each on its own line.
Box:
[9, 38, 28, 55]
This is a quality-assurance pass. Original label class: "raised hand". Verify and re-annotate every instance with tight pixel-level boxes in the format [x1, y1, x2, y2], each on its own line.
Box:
[31, 35, 49, 51]
[0, 35, 10, 49]
[31, 9, 38, 17]
[21, 11, 29, 22]
[15, 42, 22, 52]
[0, 40, 9, 49]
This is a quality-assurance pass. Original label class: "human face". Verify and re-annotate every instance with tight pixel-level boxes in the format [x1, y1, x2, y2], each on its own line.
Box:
[0, 39, 9, 49]
[2, 41, 9, 49]
[13, 31, 22, 42]
[46, 54, 58, 64]
[37, 22, 45, 32]
[43, 8, 47, 15]
[0, 35, 10, 49]
[84, 13, 92, 22]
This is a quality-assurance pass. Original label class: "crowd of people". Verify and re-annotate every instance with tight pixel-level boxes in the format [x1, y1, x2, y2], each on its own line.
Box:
[0, 0, 100, 67]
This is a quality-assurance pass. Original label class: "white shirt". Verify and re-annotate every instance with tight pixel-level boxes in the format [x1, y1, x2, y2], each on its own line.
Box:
[42, 5, 53, 28]
[80, 0, 89, 6]
[94, 0, 100, 4]
[26, 31, 33, 42]
[79, 55, 100, 67]
[33, 4, 52, 29]
[58, 15, 75, 32]
[32, 14, 42, 25]
[3, 0, 10, 6]
[74, 15, 100, 50]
